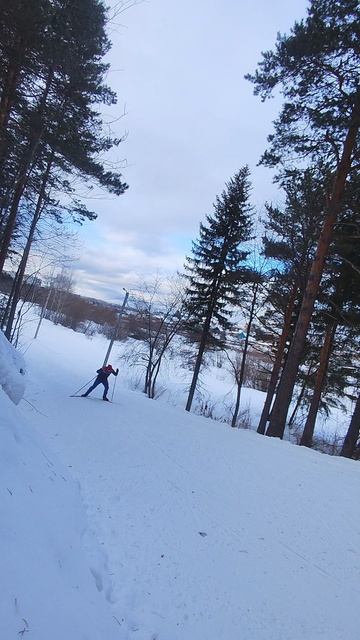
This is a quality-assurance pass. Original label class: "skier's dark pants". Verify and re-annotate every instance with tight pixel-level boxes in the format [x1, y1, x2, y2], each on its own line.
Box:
[83, 378, 109, 399]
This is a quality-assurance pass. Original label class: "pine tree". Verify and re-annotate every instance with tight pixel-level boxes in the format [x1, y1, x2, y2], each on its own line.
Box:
[300, 181, 360, 447]
[0, 0, 48, 162]
[0, 0, 128, 276]
[247, 0, 360, 437]
[257, 168, 326, 435]
[184, 167, 253, 412]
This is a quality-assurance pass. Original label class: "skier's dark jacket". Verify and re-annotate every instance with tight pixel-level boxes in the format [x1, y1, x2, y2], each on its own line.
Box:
[96, 366, 118, 382]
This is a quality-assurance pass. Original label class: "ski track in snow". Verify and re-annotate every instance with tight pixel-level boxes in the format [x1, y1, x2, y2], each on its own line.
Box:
[20, 321, 360, 640]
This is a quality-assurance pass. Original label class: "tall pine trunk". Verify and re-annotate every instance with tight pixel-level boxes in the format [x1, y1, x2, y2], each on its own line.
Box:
[0, 60, 20, 134]
[0, 66, 54, 274]
[340, 393, 360, 459]
[257, 283, 298, 434]
[0, 35, 25, 164]
[300, 322, 337, 447]
[4, 154, 53, 339]
[266, 98, 360, 438]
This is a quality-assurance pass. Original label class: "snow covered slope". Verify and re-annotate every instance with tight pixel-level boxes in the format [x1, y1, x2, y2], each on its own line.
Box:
[0, 329, 25, 403]
[10, 319, 359, 640]
[0, 330, 124, 639]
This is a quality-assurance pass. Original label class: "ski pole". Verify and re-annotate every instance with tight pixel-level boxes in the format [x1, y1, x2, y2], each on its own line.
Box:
[111, 374, 118, 402]
[71, 376, 96, 397]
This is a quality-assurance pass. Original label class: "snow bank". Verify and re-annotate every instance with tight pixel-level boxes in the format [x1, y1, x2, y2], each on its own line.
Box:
[0, 330, 25, 404]
[0, 340, 122, 638]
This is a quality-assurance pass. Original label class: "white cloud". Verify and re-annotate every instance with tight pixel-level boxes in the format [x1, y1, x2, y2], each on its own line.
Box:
[73, 0, 309, 301]
[74, 228, 186, 301]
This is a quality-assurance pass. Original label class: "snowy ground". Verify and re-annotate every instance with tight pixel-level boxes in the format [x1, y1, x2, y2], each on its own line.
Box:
[2, 319, 360, 639]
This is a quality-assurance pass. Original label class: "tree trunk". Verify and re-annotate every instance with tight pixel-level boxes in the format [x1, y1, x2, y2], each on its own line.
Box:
[1, 261, 21, 329]
[266, 97, 360, 438]
[149, 322, 180, 399]
[144, 359, 152, 396]
[340, 393, 360, 458]
[287, 378, 306, 428]
[185, 306, 213, 412]
[257, 283, 298, 434]
[300, 322, 337, 448]
[0, 66, 54, 274]
[144, 335, 156, 396]
[0, 64, 20, 137]
[34, 287, 52, 339]
[231, 282, 258, 427]
[150, 360, 161, 399]
[0, 35, 24, 148]
[0, 185, 13, 230]
[4, 154, 53, 339]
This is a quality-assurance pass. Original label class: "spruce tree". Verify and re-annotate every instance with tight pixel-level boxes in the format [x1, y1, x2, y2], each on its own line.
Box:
[184, 167, 253, 412]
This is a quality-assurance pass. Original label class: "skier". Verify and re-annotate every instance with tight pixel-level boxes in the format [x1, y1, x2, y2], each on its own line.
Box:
[81, 364, 119, 401]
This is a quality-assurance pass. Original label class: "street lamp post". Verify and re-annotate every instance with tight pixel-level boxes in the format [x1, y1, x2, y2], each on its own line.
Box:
[34, 287, 52, 339]
[103, 289, 129, 366]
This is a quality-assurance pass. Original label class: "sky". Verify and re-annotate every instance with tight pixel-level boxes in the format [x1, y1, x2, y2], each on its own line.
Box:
[73, 0, 310, 303]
